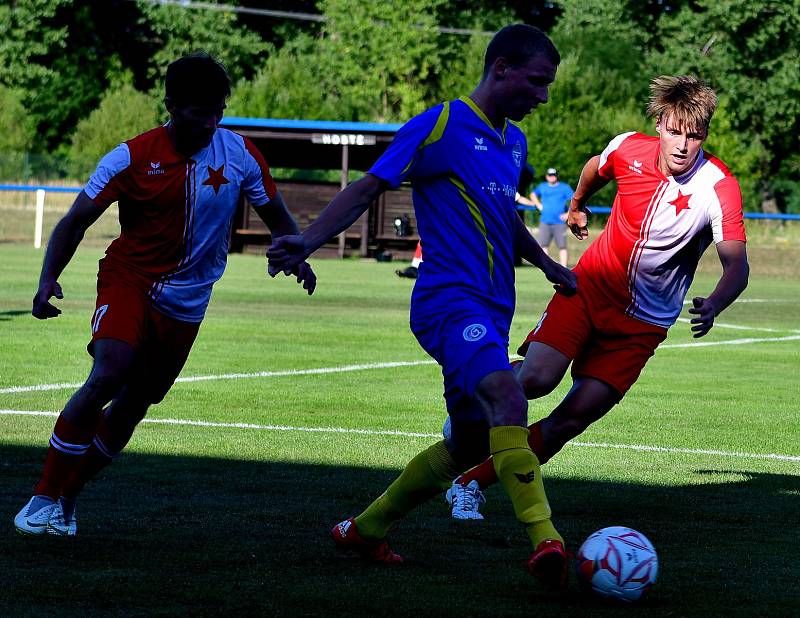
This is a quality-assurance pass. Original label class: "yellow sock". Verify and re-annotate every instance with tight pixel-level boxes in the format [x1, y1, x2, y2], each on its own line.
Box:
[355, 440, 460, 540]
[489, 425, 563, 548]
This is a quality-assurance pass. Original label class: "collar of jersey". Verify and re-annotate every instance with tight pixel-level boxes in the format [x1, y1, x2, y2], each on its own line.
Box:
[459, 96, 508, 144]
[672, 149, 705, 184]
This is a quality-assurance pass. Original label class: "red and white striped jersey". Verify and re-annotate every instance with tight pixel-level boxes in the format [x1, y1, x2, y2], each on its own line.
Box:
[84, 125, 277, 322]
[577, 132, 746, 328]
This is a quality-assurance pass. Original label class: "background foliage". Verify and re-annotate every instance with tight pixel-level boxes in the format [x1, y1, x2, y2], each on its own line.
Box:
[0, 0, 796, 211]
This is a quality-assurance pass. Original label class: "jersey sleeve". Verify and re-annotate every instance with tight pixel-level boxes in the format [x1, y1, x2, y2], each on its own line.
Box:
[84, 143, 131, 208]
[710, 176, 746, 243]
[533, 182, 544, 198]
[242, 137, 277, 207]
[598, 131, 636, 180]
[369, 103, 450, 189]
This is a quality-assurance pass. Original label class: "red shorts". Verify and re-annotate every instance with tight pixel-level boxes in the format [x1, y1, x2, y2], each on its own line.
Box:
[90, 270, 200, 360]
[518, 284, 667, 396]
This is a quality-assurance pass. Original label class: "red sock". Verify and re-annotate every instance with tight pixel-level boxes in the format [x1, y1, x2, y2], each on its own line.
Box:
[34, 416, 94, 499]
[62, 416, 118, 499]
[456, 457, 499, 489]
[528, 421, 548, 463]
[456, 420, 552, 490]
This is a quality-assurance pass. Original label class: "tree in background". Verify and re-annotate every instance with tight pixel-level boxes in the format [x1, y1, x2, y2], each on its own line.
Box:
[68, 81, 160, 179]
[0, 86, 35, 179]
[228, 36, 341, 120]
[312, 0, 448, 122]
[137, 0, 269, 86]
[649, 0, 800, 212]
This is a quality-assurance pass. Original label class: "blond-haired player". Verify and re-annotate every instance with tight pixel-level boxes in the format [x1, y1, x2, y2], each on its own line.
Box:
[447, 75, 750, 518]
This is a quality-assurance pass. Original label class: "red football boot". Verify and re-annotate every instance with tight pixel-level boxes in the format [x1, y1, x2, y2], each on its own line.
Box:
[331, 518, 404, 564]
[526, 538, 569, 589]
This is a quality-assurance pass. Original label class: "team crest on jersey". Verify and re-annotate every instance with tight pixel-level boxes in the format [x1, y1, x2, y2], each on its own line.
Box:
[463, 323, 487, 342]
[512, 141, 522, 167]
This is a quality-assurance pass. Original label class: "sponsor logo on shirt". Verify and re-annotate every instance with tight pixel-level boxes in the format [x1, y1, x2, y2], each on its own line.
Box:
[485, 182, 516, 197]
[147, 161, 165, 176]
[512, 140, 523, 167]
[474, 137, 488, 151]
[628, 159, 643, 175]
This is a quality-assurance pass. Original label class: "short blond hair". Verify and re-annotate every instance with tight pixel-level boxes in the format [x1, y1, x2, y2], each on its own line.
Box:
[646, 75, 717, 134]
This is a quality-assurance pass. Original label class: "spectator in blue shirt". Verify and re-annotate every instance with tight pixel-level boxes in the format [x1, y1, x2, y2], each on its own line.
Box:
[524, 167, 573, 266]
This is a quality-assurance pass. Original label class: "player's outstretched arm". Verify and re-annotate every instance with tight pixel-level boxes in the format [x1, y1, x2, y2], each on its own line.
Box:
[567, 155, 609, 240]
[32, 191, 105, 319]
[253, 191, 316, 295]
[688, 240, 749, 338]
[513, 214, 577, 296]
[267, 174, 386, 276]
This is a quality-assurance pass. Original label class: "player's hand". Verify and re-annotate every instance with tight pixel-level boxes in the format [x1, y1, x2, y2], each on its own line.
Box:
[567, 201, 591, 241]
[32, 279, 63, 319]
[542, 259, 577, 297]
[267, 235, 309, 277]
[292, 261, 317, 295]
[688, 296, 716, 338]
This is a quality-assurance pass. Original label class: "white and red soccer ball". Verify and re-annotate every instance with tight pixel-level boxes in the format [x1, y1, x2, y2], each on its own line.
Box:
[575, 526, 658, 603]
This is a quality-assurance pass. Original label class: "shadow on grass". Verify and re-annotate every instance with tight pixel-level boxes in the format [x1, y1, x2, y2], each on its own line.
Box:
[0, 309, 30, 321]
[1, 444, 798, 617]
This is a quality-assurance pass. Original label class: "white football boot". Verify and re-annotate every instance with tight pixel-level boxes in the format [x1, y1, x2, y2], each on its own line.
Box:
[445, 480, 486, 521]
[14, 496, 56, 536]
[47, 498, 77, 537]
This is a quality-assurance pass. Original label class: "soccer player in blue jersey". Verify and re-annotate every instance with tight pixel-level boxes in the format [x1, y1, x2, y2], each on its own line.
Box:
[268, 24, 577, 587]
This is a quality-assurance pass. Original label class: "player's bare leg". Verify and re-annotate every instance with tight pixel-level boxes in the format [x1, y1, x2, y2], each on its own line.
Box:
[536, 377, 621, 458]
[15, 339, 135, 536]
[558, 248, 568, 268]
[60, 332, 196, 510]
[448, 343, 568, 517]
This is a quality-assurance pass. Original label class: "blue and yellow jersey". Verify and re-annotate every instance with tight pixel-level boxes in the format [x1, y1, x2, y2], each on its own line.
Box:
[369, 97, 527, 322]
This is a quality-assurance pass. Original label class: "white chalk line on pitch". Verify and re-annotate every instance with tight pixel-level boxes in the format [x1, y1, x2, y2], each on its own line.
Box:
[0, 360, 437, 395]
[1, 409, 798, 463]
[674, 317, 800, 334]
[2, 328, 800, 395]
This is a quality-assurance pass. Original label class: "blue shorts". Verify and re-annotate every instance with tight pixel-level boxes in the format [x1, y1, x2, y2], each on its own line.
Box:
[411, 305, 511, 419]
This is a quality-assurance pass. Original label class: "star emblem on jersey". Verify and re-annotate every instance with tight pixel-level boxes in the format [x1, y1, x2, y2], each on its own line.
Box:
[669, 190, 692, 215]
[203, 164, 229, 194]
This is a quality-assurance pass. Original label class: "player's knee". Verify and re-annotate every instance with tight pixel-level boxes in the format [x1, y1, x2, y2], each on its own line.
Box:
[83, 370, 125, 403]
[519, 370, 560, 400]
[549, 412, 593, 440]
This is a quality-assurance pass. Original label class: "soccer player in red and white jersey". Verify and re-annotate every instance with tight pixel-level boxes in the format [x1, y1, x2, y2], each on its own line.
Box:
[446, 75, 750, 519]
[14, 53, 315, 537]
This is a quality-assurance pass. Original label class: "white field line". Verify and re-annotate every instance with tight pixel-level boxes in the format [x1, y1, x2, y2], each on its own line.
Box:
[0, 360, 437, 394]
[1, 409, 798, 463]
[660, 334, 800, 349]
[682, 298, 788, 304]
[1, 329, 799, 395]
[674, 317, 800, 334]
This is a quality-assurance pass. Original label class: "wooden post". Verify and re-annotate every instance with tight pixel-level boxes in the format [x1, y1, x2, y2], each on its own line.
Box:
[337, 143, 349, 258]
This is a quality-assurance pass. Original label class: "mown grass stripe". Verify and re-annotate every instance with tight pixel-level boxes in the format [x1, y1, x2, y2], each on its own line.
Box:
[2, 409, 798, 463]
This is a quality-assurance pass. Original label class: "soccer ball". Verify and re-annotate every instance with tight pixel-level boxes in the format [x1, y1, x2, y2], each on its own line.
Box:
[575, 526, 658, 603]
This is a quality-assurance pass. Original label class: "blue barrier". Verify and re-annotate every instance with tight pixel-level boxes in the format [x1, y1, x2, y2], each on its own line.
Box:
[0, 184, 798, 221]
[516, 203, 800, 221]
[0, 184, 82, 193]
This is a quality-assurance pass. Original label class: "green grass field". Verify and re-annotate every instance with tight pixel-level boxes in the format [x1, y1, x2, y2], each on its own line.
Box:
[1, 241, 799, 616]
